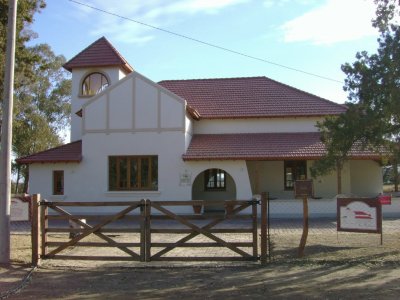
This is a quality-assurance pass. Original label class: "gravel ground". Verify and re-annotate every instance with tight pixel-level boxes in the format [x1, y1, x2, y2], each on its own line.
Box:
[2, 218, 400, 299]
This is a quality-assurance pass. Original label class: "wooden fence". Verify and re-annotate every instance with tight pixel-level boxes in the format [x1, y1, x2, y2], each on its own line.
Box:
[31, 193, 269, 265]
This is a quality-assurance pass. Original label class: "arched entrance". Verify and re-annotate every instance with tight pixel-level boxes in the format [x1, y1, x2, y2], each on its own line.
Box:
[192, 168, 237, 213]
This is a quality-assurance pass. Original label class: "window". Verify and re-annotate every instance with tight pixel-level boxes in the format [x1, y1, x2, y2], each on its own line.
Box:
[109, 156, 158, 191]
[81, 72, 109, 96]
[205, 169, 226, 191]
[284, 161, 307, 190]
[53, 170, 64, 195]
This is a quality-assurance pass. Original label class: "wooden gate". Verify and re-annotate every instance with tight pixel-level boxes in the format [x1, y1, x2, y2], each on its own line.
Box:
[32, 193, 269, 265]
[145, 199, 264, 262]
[31, 195, 146, 265]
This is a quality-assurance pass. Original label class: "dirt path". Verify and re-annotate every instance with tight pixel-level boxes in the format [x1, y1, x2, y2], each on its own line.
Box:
[7, 262, 400, 299]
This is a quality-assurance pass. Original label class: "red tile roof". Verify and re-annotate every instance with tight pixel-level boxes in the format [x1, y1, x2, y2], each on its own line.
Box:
[16, 134, 380, 164]
[16, 141, 82, 164]
[158, 77, 347, 119]
[63, 37, 133, 74]
[182, 133, 381, 161]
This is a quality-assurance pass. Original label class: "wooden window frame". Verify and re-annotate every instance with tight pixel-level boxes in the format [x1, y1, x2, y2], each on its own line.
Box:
[108, 156, 158, 191]
[204, 169, 226, 191]
[81, 72, 109, 96]
[284, 160, 307, 190]
[53, 170, 64, 195]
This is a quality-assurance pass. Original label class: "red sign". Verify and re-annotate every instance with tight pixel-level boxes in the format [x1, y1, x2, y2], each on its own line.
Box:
[378, 195, 392, 205]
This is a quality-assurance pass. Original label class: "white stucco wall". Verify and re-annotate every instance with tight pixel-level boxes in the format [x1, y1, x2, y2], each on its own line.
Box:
[28, 70, 198, 214]
[70, 67, 128, 142]
[193, 117, 323, 134]
[28, 139, 254, 214]
[184, 114, 193, 151]
[350, 160, 383, 197]
[28, 163, 82, 201]
[81, 132, 190, 200]
[82, 72, 186, 134]
[246, 160, 351, 200]
[310, 161, 351, 198]
[28, 132, 192, 214]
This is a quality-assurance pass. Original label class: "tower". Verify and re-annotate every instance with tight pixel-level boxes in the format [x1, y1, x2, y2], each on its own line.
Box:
[63, 37, 133, 141]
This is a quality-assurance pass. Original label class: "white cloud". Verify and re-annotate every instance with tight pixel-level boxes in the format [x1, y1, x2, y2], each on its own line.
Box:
[71, 0, 249, 45]
[281, 0, 378, 45]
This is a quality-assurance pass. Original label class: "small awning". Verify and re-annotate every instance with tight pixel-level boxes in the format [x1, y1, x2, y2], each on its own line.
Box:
[182, 132, 382, 161]
[16, 140, 82, 164]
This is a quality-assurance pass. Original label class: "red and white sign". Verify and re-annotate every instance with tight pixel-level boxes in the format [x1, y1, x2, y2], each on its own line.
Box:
[337, 198, 382, 234]
[378, 195, 392, 205]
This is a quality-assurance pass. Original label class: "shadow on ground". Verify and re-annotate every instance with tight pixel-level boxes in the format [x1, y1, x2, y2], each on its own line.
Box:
[7, 260, 400, 300]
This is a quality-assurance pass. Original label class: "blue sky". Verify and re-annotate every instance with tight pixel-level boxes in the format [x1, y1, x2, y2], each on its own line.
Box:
[30, 0, 380, 104]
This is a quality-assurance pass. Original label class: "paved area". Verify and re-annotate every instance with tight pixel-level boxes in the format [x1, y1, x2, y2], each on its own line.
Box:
[11, 217, 400, 234]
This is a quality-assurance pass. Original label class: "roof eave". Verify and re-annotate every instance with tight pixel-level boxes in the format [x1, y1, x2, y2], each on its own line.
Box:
[198, 113, 345, 120]
[182, 154, 382, 161]
[63, 63, 133, 74]
[16, 158, 82, 165]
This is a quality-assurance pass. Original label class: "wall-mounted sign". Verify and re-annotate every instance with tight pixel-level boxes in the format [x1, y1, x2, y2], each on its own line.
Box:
[294, 180, 313, 198]
[337, 198, 382, 234]
[179, 170, 192, 186]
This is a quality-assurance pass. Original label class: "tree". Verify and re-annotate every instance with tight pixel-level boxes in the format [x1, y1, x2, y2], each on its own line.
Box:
[1, 0, 71, 192]
[13, 44, 71, 192]
[0, 0, 46, 99]
[311, 0, 400, 192]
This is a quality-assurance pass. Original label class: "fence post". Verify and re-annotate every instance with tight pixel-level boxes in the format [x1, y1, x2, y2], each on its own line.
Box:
[31, 194, 41, 266]
[260, 192, 268, 265]
[145, 199, 151, 262]
[140, 199, 146, 262]
[252, 198, 258, 259]
[298, 196, 309, 258]
[40, 199, 48, 258]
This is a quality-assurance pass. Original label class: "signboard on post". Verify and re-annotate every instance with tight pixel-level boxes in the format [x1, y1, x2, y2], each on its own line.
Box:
[294, 180, 313, 198]
[337, 198, 382, 234]
[294, 180, 313, 257]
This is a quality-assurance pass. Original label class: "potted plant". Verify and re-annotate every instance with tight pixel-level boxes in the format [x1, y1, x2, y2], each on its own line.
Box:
[225, 201, 235, 215]
[192, 201, 202, 214]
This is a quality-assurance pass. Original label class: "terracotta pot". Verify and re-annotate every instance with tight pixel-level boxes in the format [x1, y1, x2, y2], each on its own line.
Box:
[193, 205, 202, 214]
[225, 203, 235, 215]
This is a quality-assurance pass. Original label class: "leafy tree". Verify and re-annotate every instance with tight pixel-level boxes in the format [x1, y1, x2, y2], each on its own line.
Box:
[311, 0, 400, 192]
[13, 44, 71, 192]
[1, 1, 71, 192]
[0, 0, 46, 98]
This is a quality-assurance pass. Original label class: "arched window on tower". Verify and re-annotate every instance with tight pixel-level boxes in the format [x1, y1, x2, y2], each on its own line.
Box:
[81, 72, 109, 96]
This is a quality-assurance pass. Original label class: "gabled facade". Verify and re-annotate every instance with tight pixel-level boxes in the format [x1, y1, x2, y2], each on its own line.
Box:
[17, 37, 385, 217]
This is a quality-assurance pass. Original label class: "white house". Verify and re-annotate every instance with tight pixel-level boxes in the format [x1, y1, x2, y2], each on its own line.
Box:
[17, 37, 387, 217]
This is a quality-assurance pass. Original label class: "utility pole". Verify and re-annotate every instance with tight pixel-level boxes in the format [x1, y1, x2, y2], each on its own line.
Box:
[0, 0, 18, 264]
